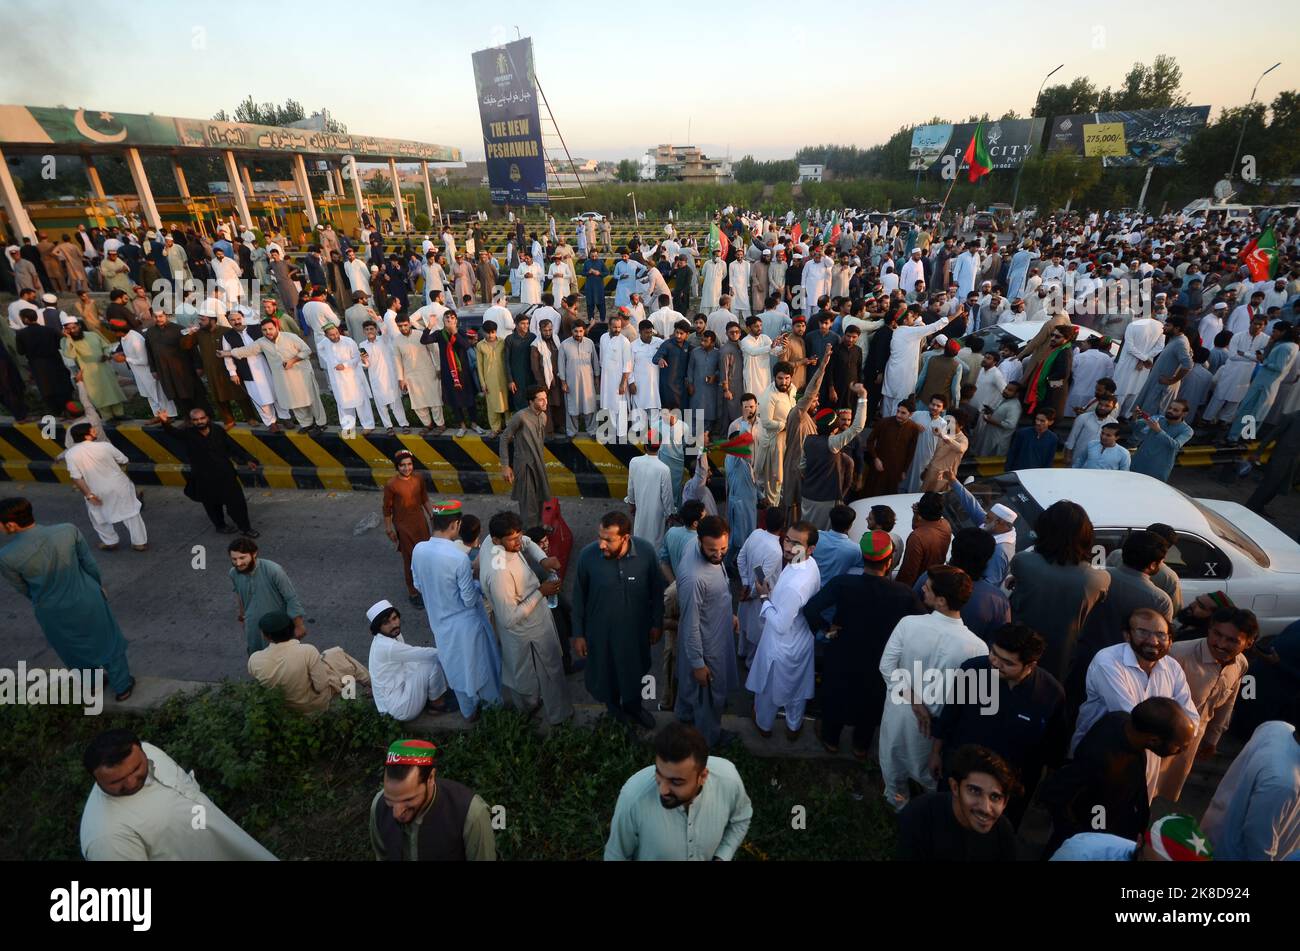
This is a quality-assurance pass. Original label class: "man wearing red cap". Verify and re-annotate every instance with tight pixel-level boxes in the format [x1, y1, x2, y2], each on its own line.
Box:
[369, 739, 496, 861]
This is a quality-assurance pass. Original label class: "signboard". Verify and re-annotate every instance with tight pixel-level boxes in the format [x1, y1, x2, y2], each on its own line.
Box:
[1082, 121, 1127, 158]
[908, 118, 1046, 172]
[471, 38, 548, 206]
[1047, 107, 1210, 167]
[0, 104, 460, 162]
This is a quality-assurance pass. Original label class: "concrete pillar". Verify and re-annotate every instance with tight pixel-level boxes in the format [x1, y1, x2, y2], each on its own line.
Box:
[124, 147, 162, 229]
[84, 156, 107, 200]
[333, 166, 345, 195]
[222, 150, 253, 229]
[293, 154, 318, 229]
[420, 162, 437, 234]
[346, 156, 365, 224]
[172, 160, 190, 198]
[388, 158, 408, 232]
[0, 145, 36, 241]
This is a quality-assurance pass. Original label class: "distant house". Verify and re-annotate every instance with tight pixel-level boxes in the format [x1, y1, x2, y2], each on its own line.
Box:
[797, 164, 824, 184]
[642, 144, 730, 184]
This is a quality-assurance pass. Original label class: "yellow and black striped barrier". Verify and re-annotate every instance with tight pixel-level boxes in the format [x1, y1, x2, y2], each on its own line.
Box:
[0, 420, 1254, 498]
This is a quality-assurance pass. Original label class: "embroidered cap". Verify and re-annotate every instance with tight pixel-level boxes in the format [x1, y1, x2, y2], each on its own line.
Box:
[387, 739, 437, 766]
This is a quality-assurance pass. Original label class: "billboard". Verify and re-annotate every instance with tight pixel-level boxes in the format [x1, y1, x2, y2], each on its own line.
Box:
[908, 118, 1047, 172]
[471, 38, 548, 206]
[0, 104, 459, 162]
[1047, 107, 1210, 167]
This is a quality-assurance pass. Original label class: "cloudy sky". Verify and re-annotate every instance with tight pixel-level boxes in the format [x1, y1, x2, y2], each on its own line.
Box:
[1, 0, 1293, 163]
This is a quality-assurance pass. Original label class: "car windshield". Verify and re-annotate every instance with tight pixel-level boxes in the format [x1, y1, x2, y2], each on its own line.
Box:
[1180, 493, 1271, 569]
[942, 473, 1042, 550]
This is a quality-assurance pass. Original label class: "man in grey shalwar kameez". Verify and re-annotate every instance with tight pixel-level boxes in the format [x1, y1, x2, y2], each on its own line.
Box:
[1133, 317, 1193, 418]
[500, 385, 552, 529]
[687, 334, 722, 434]
[674, 516, 739, 747]
[480, 510, 572, 724]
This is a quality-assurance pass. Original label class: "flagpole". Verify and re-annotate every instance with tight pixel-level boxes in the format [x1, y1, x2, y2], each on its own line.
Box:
[937, 170, 961, 232]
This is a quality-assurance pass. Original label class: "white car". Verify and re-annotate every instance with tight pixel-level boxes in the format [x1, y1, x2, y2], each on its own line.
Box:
[570, 212, 606, 222]
[849, 469, 1300, 636]
[964, 319, 1120, 358]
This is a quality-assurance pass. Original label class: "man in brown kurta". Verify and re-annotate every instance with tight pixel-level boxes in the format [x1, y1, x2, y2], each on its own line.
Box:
[895, 493, 953, 587]
[36, 232, 66, 292]
[499, 386, 552, 529]
[777, 344, 832, 523]
[383, 451, 433, 604]
[193, 314, 257, 427]
[144, 311, 209, 417]
[861, 403, 923, 496]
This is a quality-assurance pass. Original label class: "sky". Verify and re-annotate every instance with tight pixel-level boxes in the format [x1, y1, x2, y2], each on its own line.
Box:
[1, 0, 1295, 163]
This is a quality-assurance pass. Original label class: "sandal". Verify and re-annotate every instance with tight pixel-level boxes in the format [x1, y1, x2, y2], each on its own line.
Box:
[114, 677, 136, 702]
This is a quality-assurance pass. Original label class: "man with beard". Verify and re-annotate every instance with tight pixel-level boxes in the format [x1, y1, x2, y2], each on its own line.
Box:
[719, 322, 745, 427]
[427, 310, 480, 436]
[16, 309, 75, 416]
[571, 510, 666, 729]
[369, 739, 496, 861]
[861, 399, 922, 496]
[165, 407, 260, 536]
[145, 309, 209, 419]
[528, 317, 564, 435]
[503, 315, 536, 412]
[605, 722, 752, 861]
[80, 729, 275, 860]
[221, 317, 327, 433]
[897, 744, 1022, 861]
[61, 316, 126, 420]
[674, 516, 738, 748]
[366, 600, 450, 721]
[193, 311, 258, 428]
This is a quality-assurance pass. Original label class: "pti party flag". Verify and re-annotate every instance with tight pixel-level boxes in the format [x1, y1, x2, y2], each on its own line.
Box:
[963, 121, 993, 182]
[821, 211, 840, 245]
[790, 219, 802, 244]
[1241, 227, 1279, 282]
[707, 431, 754, 456]
[709, 221, 730, 259]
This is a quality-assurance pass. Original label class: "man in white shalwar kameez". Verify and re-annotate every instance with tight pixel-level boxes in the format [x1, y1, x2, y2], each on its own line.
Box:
[388, 314, 444, 430]
[740, 319, 783, 396]
[754, 370, 797, 507]
[80, 734, 277, 860]
[221, 311, 280, 427]
[625, 439, 675, 552]
[343, 249, 371, 296]
[479, 514, 572, 725]
[118, 325, 175, 419]
[700, 250, 726, 311]
[1205, 320, 1269, 424]
[801, 249, 832, 312]
[558, 323, 599, 435]
[630, 326, 664, 423]
[746, 525, 821, 735]
[728, 256, 752, 316]
[883, 313, 951, 417]
[410, 509, 502, 720]
[877, 568, 986, 810]
[735, 518, 783, 664]
[65, 424, 148, 549]
[950, 245, 979, 300]
[318, 323, 375, 431]
[1064, 338, 1115, 418]
[517, 254, 542, 305]
[223, 321, 327, 429]
[367, 599, 449, 722]
[359, 323, 409, 431]
[1113, 315, 1166, 418]
[599, 314, 633, 439]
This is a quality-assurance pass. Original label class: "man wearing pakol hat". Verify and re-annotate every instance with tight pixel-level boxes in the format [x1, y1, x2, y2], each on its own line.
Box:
[367, 600, 450, 722]
[369, 739, 496, 861]
[801, 530, 925, 758]
[248, 610, 369, 715]
[1052, 811, 1213, 861]
[410, 500, 502, 722]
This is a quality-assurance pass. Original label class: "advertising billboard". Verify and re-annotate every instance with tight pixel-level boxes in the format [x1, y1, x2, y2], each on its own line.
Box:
[471, 37, 548, 206]
[908, 118, 1047, 172]
[1047, 107, 1211, 167]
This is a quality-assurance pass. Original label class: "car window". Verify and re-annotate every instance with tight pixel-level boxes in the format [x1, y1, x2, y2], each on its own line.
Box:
[1166, 534, 1233, 581]
[1181, 495, 1270, 569]
[945, 474, 1042, 550]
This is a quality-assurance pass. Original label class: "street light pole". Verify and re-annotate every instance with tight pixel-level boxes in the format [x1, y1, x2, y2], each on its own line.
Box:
[1228, 62, 1281, 182]
[1011, 63, 1063, 213]
[627, 191, 638, 222]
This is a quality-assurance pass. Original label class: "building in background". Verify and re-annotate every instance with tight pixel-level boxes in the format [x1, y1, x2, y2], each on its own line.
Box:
[797, 163, 824, 184]
[640, 144, 730, 184]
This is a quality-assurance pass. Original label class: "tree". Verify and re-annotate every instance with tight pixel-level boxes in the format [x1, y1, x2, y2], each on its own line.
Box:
[1019, 152, 1104, 211]
[615, 159, 639, 182]
[1098, 55, 1187, 111]
[1034, 77, 1101, 118]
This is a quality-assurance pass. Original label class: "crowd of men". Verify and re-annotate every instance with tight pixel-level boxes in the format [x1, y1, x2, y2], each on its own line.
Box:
[3, 200, 1300, 863]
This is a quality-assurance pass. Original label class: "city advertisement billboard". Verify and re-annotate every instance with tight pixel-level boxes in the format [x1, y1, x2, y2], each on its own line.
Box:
[471, 37, 548, 206]
[908, 118, 1047, 172]
[1047, 107, 1211, 167]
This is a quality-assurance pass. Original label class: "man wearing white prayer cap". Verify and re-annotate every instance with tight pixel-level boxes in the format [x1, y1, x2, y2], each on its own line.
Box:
[939, 475, 1018, 585]
[7, 244, 43, 294]
[366, 599, 450, 722]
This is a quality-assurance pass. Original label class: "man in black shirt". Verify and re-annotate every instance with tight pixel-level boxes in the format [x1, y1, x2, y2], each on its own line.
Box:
[802, 530, 924, 757]
[163, 407, 260, 536]
[1037, 697, 1195, 855]
[897, 744, 1021, 861]
[930, 623, 1066, 828]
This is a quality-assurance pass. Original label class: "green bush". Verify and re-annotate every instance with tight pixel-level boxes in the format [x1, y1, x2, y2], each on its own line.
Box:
[0, 684, 896, 861]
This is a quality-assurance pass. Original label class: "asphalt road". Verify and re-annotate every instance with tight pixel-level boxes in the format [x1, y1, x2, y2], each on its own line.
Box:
[1, 466, 1296, 694]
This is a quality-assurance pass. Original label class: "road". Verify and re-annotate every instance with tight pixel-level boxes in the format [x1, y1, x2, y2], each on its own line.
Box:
[1, 465, 1296, 697]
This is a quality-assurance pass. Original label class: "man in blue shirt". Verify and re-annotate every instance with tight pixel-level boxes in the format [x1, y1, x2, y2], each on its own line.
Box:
[582, 250, 608, 323]
[1131, 399, 1193, 482]
[1074, 423, 1132, 471]
[811, 504, 862, 585]
[1004, 409, 1059, 470]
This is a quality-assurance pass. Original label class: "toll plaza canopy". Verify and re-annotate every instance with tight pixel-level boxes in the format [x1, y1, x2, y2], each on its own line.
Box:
[0, 103, 462, 239]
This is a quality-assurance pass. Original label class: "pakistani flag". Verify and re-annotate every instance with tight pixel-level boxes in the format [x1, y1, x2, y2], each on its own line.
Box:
[1241, 227, 1279, 282]
[963, 121, 993, 182]
[709, 221, 730, 259]
[821, 211, 840, 245]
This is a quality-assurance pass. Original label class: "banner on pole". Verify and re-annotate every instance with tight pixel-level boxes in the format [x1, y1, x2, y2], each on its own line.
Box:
[471, 37, 549, 206]
[1047, 107, 1209, 167]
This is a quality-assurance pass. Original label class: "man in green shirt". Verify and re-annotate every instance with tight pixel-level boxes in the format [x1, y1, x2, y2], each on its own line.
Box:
[369, 739, 496, 861]
[227, 536, 305, 655]
[605, 722, 751, 861]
